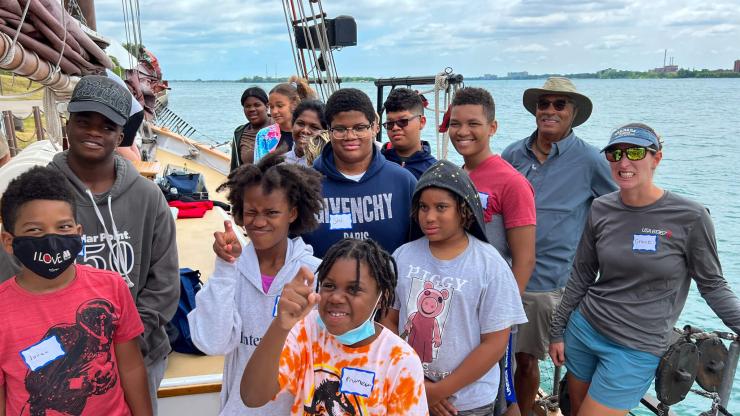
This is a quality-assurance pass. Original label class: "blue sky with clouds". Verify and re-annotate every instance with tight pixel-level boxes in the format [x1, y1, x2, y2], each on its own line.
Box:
[94, 0, 740, 80]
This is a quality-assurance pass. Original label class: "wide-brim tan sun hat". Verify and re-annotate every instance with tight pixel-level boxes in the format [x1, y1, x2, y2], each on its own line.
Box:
[522, 77, 593, 127]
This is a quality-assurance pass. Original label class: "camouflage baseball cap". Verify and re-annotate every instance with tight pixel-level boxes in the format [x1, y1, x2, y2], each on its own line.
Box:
[68, 75, 131, 126]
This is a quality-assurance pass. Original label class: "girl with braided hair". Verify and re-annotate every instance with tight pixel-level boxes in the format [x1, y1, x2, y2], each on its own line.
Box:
[241, 238, 429, 415]
[187, 153, 324, 415]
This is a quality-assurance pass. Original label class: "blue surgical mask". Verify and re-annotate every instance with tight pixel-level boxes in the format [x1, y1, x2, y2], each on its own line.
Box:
[316, 294, 382, 345]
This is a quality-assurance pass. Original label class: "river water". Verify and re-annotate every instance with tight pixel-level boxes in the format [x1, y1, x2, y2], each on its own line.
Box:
[167, 78, 740, 413]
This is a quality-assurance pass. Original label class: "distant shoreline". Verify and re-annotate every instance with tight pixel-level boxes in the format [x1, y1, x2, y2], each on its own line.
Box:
[169, 68, 740, 83]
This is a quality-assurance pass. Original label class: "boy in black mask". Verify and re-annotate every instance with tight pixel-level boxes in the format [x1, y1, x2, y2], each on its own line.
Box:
[0, 166, 152, 415]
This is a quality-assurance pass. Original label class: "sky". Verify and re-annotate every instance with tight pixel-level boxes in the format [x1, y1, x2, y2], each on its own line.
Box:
[93, 0, 740, 80]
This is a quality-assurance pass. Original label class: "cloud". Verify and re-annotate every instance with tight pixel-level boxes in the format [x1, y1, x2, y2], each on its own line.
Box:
[89, 0, 740, 78]
[504, 43, 548, 53]
[585, 34, 639, 50]
[674, 24, 739, 38]
[663, 4, 740, 26]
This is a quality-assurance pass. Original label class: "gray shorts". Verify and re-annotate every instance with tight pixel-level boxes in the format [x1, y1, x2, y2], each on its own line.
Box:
[458, 402, 495, 416]
[515, 288, 563, 360]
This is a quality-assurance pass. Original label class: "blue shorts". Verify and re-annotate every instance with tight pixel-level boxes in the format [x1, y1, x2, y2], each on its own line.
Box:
[564, 309, 660, 410]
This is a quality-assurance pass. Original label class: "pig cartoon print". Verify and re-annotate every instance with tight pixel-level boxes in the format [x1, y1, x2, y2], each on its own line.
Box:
[403, 281, 449, 363]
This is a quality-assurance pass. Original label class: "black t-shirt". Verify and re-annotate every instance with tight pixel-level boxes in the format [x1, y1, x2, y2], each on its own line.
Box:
[279, 131, 294, 150]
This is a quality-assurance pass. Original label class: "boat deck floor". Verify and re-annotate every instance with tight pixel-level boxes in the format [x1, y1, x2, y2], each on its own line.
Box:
[153, 148, 229, 393]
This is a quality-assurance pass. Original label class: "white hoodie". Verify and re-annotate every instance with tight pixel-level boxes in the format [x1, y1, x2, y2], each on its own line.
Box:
[188, 237, 321, 415]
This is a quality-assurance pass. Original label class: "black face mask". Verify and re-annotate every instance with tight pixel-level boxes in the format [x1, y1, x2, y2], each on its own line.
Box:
[12, 234, 82, 279]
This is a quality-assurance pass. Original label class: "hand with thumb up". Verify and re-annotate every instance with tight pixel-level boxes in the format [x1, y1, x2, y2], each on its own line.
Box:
[276, 266, 321, 331]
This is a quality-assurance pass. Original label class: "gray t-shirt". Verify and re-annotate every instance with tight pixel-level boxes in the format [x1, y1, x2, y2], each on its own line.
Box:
[484, 214, 510, 265]
[551, 191, 740, 356]
[392, 235, 527, 411]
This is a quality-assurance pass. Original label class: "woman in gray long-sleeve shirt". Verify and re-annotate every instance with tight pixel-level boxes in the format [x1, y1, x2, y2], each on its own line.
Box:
[548, 123, 740, 416]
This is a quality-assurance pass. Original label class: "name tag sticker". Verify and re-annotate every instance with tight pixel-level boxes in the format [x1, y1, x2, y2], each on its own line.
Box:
[329, 213, 353, 230]
[478, 192, 489, 209]
[340, 367, 375, 397]
[21, 335, 65, 371]
[272, 295, 280, 317]
[633, 234, 657, 252]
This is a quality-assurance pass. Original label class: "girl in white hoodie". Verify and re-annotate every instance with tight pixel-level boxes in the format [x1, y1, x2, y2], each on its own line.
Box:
[188, 153, 324, 415]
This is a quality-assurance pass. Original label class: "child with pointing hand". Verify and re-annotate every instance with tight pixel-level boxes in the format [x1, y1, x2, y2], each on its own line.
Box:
[242, 238, 429, 415]
[188, 154, 324, 415]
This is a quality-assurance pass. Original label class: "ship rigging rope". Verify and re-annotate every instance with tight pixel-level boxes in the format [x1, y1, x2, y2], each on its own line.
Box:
[284, 0, 307, 81]
[307, 0, 338, 97]
[296, 0, 327, 98]
[42, 88, 62, 148]
[0, 85, 45, 100]
[53, 0, 68, 75]
[313, 0, 340, 94]
[121, 0, 144, 69]
[418, 68, 459, 160]
[280, 0, 340, 101]
[0, 0, 31, 67]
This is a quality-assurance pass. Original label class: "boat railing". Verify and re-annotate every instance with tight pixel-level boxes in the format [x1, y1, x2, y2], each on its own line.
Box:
[373, 70, 464, 142]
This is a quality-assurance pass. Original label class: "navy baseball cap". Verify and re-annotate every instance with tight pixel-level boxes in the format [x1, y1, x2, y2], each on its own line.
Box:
[601, 126, 660, 152]
[68, 75, 132, 126]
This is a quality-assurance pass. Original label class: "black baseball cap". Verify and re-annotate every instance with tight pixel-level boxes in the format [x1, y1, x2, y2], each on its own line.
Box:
[68, 75, 132, 126]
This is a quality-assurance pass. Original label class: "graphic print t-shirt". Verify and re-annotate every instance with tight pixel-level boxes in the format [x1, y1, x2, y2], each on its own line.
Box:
[393, 236, 527, 411]
[277, 310, 429, 415]
[0, 264, 144, 416]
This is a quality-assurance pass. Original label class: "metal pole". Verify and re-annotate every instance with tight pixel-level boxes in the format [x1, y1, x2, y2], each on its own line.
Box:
[375, 85, 384, 142]
[32, 106, 44, 141]
[718, 340, 739, 408]
[2, 111, 18, 156]
[60, 117, 69, 150]
[553, 365, 562, 397]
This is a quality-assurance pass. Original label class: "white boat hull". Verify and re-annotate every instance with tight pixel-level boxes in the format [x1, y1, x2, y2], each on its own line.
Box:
[159, 392, 221, 414]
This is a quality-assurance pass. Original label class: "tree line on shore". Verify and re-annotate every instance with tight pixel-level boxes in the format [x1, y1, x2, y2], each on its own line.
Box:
[171, 68, 740, 83]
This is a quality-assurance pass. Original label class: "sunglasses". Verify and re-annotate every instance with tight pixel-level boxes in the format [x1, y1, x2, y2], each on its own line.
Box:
[382, 115, 421, 130]
[604, 146, 656, 162]
[537, 99, 571, 111]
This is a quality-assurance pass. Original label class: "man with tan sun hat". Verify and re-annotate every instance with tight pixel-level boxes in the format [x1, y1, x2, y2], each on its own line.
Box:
[502, 77, 617, 414]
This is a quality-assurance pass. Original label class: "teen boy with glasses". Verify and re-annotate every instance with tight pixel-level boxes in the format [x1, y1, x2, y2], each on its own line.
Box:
[302, 88, 417, 258]
[501, 77, 616, 414]
[380, 88, 437, 179]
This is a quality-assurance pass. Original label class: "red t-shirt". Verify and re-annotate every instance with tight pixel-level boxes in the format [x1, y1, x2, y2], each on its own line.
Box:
[0, 264, 144, 415]
[468, 155, 536, 228]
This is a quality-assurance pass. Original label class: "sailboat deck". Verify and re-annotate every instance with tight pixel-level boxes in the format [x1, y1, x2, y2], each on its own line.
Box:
[152, 147, 229, 397]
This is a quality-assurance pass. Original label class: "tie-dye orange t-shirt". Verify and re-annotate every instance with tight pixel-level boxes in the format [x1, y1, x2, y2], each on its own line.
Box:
[277, 310, 428, 415]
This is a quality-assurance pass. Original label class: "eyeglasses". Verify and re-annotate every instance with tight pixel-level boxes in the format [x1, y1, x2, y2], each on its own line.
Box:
[604, 146, 656, 162]
[329, 124, 373, 139]
[382, 115, 421, 130]
[537, 98, 572, 111]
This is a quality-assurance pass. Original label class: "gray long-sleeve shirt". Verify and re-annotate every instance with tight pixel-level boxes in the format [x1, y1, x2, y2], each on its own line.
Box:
[550, 191, 740, 356]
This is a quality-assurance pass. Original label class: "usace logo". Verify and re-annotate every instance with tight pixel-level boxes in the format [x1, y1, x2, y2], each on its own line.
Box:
[33, 250, 73, 266]
[641, 227, 672, 238]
